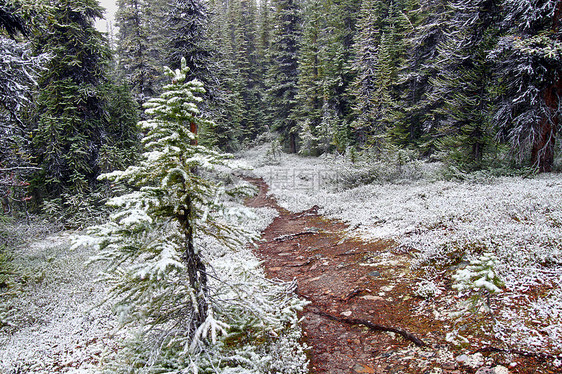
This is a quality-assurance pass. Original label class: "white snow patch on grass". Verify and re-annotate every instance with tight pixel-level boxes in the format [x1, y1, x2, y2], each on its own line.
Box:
[0, 232, 120, 373]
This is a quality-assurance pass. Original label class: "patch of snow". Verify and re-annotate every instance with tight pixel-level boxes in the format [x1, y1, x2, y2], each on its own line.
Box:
[0, 233, 120, 373]
[456, 352, 484, 368]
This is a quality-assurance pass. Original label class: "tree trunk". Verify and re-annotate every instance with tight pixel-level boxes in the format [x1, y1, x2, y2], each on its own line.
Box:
[289, 131, 297, 153]
[190, 121, 198, 146]
[179, 194, 208, 334]
[531, 114, 557, 173]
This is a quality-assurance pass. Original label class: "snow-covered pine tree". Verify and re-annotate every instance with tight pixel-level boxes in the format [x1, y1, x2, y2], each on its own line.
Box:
[230, 0, 266, 142]
[115, 0, 162, 106]
[390, 0, 449, 153]
[294, 0, 326, 155]
[0, 1, 48, 212]
[349, 0, 398, 148]
[425, 0, 501, 170]
[31, 0, 137, 198]
[313, 0, 360, 153]
[491, 0, 562, 172]
[75, 58, 249, 363]
[165, 0, 212, 81]
[205, 0, 243, 150]
[265, 0, 301, 153]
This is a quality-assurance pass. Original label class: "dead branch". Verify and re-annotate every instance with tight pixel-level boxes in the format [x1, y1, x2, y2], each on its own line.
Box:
[293, 205, 320, 218]
[312, 309, 426, 347]
[272, 229, 319, 242]
[286, 259, 314, 267]
[0, 167, 41, 172]
[335, 250, 367, 257]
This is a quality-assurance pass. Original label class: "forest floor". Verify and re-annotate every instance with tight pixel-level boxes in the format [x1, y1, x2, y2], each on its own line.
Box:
[0, 230, 121, 373]
[245, 176, 558, 374]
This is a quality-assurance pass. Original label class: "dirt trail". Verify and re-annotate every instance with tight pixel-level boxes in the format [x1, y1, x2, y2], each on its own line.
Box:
[244, 177, 547, 374]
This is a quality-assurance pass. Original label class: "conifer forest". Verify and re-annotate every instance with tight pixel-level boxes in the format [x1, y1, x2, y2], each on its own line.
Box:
[1, 0, 562, 372]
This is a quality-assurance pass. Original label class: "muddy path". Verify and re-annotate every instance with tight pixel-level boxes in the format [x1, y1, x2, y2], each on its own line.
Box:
[244, 177, 549, 374]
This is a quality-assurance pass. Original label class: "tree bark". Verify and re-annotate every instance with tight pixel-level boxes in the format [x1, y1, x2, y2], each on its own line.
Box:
[179, 194, 208, 334]
[531, 112, 557, 172]
[190, 121, 198, 146]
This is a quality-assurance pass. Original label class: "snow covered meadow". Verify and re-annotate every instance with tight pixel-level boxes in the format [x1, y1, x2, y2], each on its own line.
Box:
[238, 143, 562, 359]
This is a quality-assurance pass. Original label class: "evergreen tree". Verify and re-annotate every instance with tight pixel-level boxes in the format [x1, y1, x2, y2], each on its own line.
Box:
[77, 58, 249, 369]
[205, 0, 242, 150]
[390, 0, 446, 152]
[294, 0, 325, 153]
[165, 0, 212, 83]
[491, 0, 562, 172]
[230, 0, 265, 141]
[0, 1, 47, 211]
[425, 0, 501, 169]
[265, 0, 301, 153]
[323, 0, 361, 144]
[349, 0, 384, 146]
[256, 0, 273, 88]
[349, 0, 405, 149]
[114, 0, 161, 106]
[31, 0, 138, 198]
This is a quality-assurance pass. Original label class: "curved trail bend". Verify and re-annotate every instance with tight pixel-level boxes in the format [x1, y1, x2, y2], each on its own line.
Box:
[245, 177, 450, 374]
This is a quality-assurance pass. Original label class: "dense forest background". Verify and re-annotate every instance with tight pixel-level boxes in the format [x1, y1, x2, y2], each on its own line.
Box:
[1, 0, 561, 217]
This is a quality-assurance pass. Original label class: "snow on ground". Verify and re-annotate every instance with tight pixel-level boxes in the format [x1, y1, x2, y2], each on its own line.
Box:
[0, 187, 304, 373]
[237, 143, 562, 356]
[0, 232, 120, 373]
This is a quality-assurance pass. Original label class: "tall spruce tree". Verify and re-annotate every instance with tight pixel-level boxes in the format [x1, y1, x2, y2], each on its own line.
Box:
[31, 0, 137, 198]
[390, 0, 446, 152]
[165, 0, 212, 82]
[349, 0, 406, 149]
[349, 0, 384, 146]
[265, 0, 301, 152]
[425, 0, 501, 169]
[0, 1, 47, 211]
[115, 0, 161, 106]
[492, 0, 562, 172]
[205, 0, 243, 150]
[293, 0, 360, 154]
[317, 0, 361, 152]
[230, 0, 265, 141]
[294, 0, 325, 154]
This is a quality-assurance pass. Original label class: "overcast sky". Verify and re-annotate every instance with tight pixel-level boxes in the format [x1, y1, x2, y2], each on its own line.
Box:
[95, 0, 118, 32]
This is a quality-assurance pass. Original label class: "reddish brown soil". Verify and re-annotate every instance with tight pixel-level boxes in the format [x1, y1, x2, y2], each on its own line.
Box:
[244, 177, 558, 374]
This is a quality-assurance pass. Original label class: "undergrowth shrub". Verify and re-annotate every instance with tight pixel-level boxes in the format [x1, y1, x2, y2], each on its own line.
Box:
[337, 146, 424, 189]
